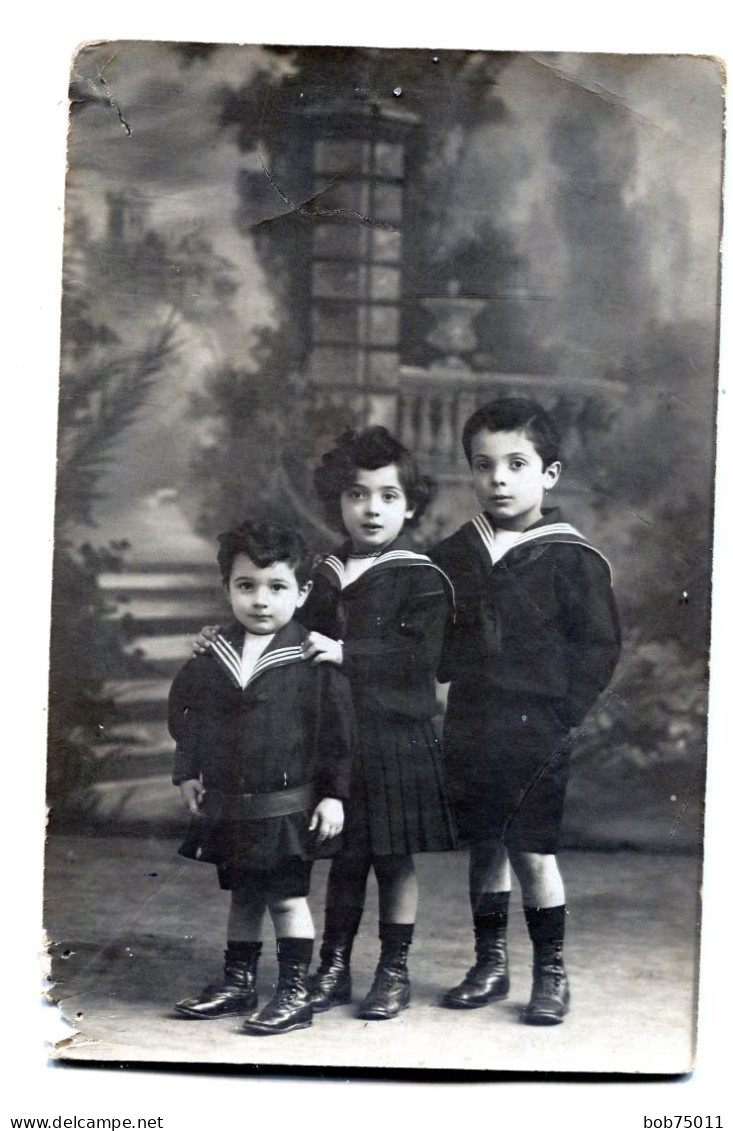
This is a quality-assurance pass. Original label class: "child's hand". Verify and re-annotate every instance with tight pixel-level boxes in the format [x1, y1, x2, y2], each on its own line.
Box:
[309, 797, 344, 844]
[192, 624, 220, 657]
[301, 632, 343, 666]
[179, 779, 205, 815]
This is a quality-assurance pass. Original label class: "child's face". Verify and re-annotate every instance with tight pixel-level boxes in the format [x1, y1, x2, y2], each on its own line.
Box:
[225, 553, 311, 634]
[469, 428, 560, 531]
[340, 463, 415, 553]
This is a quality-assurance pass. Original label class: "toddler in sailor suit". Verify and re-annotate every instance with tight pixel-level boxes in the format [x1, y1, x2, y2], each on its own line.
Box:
[168, 519, 354, 1036]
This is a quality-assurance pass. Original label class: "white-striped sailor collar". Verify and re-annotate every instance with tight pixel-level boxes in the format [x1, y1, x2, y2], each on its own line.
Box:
[470, 508, 614, 580]
[208, 619, 305, 691]
[315, 536, 455, 597]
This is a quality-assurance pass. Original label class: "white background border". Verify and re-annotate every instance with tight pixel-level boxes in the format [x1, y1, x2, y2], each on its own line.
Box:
[3, 4, 729, 1127]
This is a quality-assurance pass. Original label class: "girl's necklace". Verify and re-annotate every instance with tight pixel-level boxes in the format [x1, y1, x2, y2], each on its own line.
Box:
[348, 547, 384, 559]
[348, 536, 397, 560]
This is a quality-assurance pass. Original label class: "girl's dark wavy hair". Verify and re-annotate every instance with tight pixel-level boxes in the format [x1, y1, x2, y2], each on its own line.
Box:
[216, 518, 313, 586]
[313, 426, 435, 534]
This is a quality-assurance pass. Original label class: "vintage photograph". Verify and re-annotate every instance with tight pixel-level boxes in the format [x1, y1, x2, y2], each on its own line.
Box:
[43, 42, 723, 1074]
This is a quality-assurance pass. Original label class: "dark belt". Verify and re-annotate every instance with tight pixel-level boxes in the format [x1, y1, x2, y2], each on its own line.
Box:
[203, 783, 315, 820]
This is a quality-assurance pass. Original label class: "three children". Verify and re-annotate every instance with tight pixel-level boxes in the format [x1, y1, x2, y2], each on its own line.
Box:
[169, 399, 620, 1033]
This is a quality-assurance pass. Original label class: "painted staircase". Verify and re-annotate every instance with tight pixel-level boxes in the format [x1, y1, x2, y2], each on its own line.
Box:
[91, 563, 226, 827]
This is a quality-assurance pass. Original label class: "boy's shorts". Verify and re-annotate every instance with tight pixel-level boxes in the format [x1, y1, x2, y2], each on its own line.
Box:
[443, 688, 572, 854]
[216, 856, 313, 897]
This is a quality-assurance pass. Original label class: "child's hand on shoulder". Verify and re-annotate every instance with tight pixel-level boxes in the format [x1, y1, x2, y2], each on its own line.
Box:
[301, 632, 343, 666]
[179, 779, 205, 815]
[309, 797, 344, 844]
[192, 624, 221, 657]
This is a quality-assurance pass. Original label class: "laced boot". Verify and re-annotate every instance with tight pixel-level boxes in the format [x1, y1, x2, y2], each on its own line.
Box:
[357, 924, 412, 1021]
[242, 939, 313, 1036]
[441, 926, 509, 1009]
[174, 944, 260, 1019]
[523, 939, 570, 1025]
[308, 932, 355, 1012]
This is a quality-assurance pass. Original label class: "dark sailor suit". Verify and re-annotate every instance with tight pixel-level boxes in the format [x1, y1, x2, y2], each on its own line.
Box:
[168, 618, 355, 890]
[432, 508, 621, 851]
[300, 536, 457, 858]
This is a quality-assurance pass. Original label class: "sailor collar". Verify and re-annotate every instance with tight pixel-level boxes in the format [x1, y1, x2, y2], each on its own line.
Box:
[315, 537, 453, 595]
[207, 620, 305, 691]
[470, 508, 614, 579]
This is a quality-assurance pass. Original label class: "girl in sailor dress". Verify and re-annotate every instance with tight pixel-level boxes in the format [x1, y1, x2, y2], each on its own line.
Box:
[299, 426, 457, 1021]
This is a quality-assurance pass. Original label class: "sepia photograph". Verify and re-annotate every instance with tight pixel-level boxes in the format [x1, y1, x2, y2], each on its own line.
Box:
[37, 38, 724, 1080]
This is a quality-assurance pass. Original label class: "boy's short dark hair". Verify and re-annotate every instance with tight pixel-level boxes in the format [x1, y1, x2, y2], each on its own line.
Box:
[313, 425, 435, 533]
[216, 519, 313, 586]
[461, 397, 561, 468]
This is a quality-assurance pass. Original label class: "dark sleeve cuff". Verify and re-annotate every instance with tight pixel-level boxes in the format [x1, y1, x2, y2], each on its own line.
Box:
[172, 749, 200, 786]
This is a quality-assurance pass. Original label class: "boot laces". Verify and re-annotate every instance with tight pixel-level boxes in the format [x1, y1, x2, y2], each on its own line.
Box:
[535, 964, 565, 995]
[374, 965, 405, 990]
[272, 971, 306, 1006]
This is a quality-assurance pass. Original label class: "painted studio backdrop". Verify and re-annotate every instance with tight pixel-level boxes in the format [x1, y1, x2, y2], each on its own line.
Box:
[45, 44, 723, 1072]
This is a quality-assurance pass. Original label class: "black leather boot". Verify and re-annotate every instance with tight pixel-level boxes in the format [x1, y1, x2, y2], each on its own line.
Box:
[242, 939, 313, 1036]
[241, 961, 313, 1035]
[441, 926, 509, 1008]
[523, 940, 570, 1025]
[357, 924, 412, 1021]
[174, 944, 260, 1019]
[308, 933, 354, 1012]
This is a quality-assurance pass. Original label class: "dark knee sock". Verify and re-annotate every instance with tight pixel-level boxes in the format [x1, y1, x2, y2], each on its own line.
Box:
[473, 890, 510, 932]
[275, 937, 314, 966]
[378, 921, 414, 944]
[376, 922, 413, 971]
[226, 940, 263, 961]
[523, 904, 567, 944]
[323, 857, 370, 940]
[322, 904, 364, 940]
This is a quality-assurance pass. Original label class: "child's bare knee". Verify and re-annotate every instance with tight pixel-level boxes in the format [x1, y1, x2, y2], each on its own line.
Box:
[509, 850, 556, 883]
[266, 893, 299, 915]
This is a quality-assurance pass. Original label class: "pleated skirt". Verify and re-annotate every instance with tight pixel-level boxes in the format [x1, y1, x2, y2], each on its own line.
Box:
[341, 713, 457, 858]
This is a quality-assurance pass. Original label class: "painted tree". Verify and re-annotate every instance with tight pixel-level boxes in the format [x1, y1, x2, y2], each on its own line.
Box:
[48, 255, 176, 820]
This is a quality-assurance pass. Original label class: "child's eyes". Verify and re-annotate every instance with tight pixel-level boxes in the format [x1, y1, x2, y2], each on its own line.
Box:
[236, 582, 287, 592]
[347, 487, 402, 502]
[473, 460, 526, 471]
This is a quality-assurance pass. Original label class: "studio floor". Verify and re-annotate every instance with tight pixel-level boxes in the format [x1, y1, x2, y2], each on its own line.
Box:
[43, 835, 700, 1077]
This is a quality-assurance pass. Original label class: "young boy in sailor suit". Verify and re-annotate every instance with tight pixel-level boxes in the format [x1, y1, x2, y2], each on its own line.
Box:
[168, 519, 354, 1036]
[432, 398, 621, 1025]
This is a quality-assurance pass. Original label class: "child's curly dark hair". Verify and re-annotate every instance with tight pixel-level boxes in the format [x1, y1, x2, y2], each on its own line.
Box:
[313, 426, 435, 534]
[216, 518, 313, 586]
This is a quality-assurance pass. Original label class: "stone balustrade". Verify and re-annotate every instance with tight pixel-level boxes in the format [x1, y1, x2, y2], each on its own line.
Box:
[305, 362, 626, 479]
